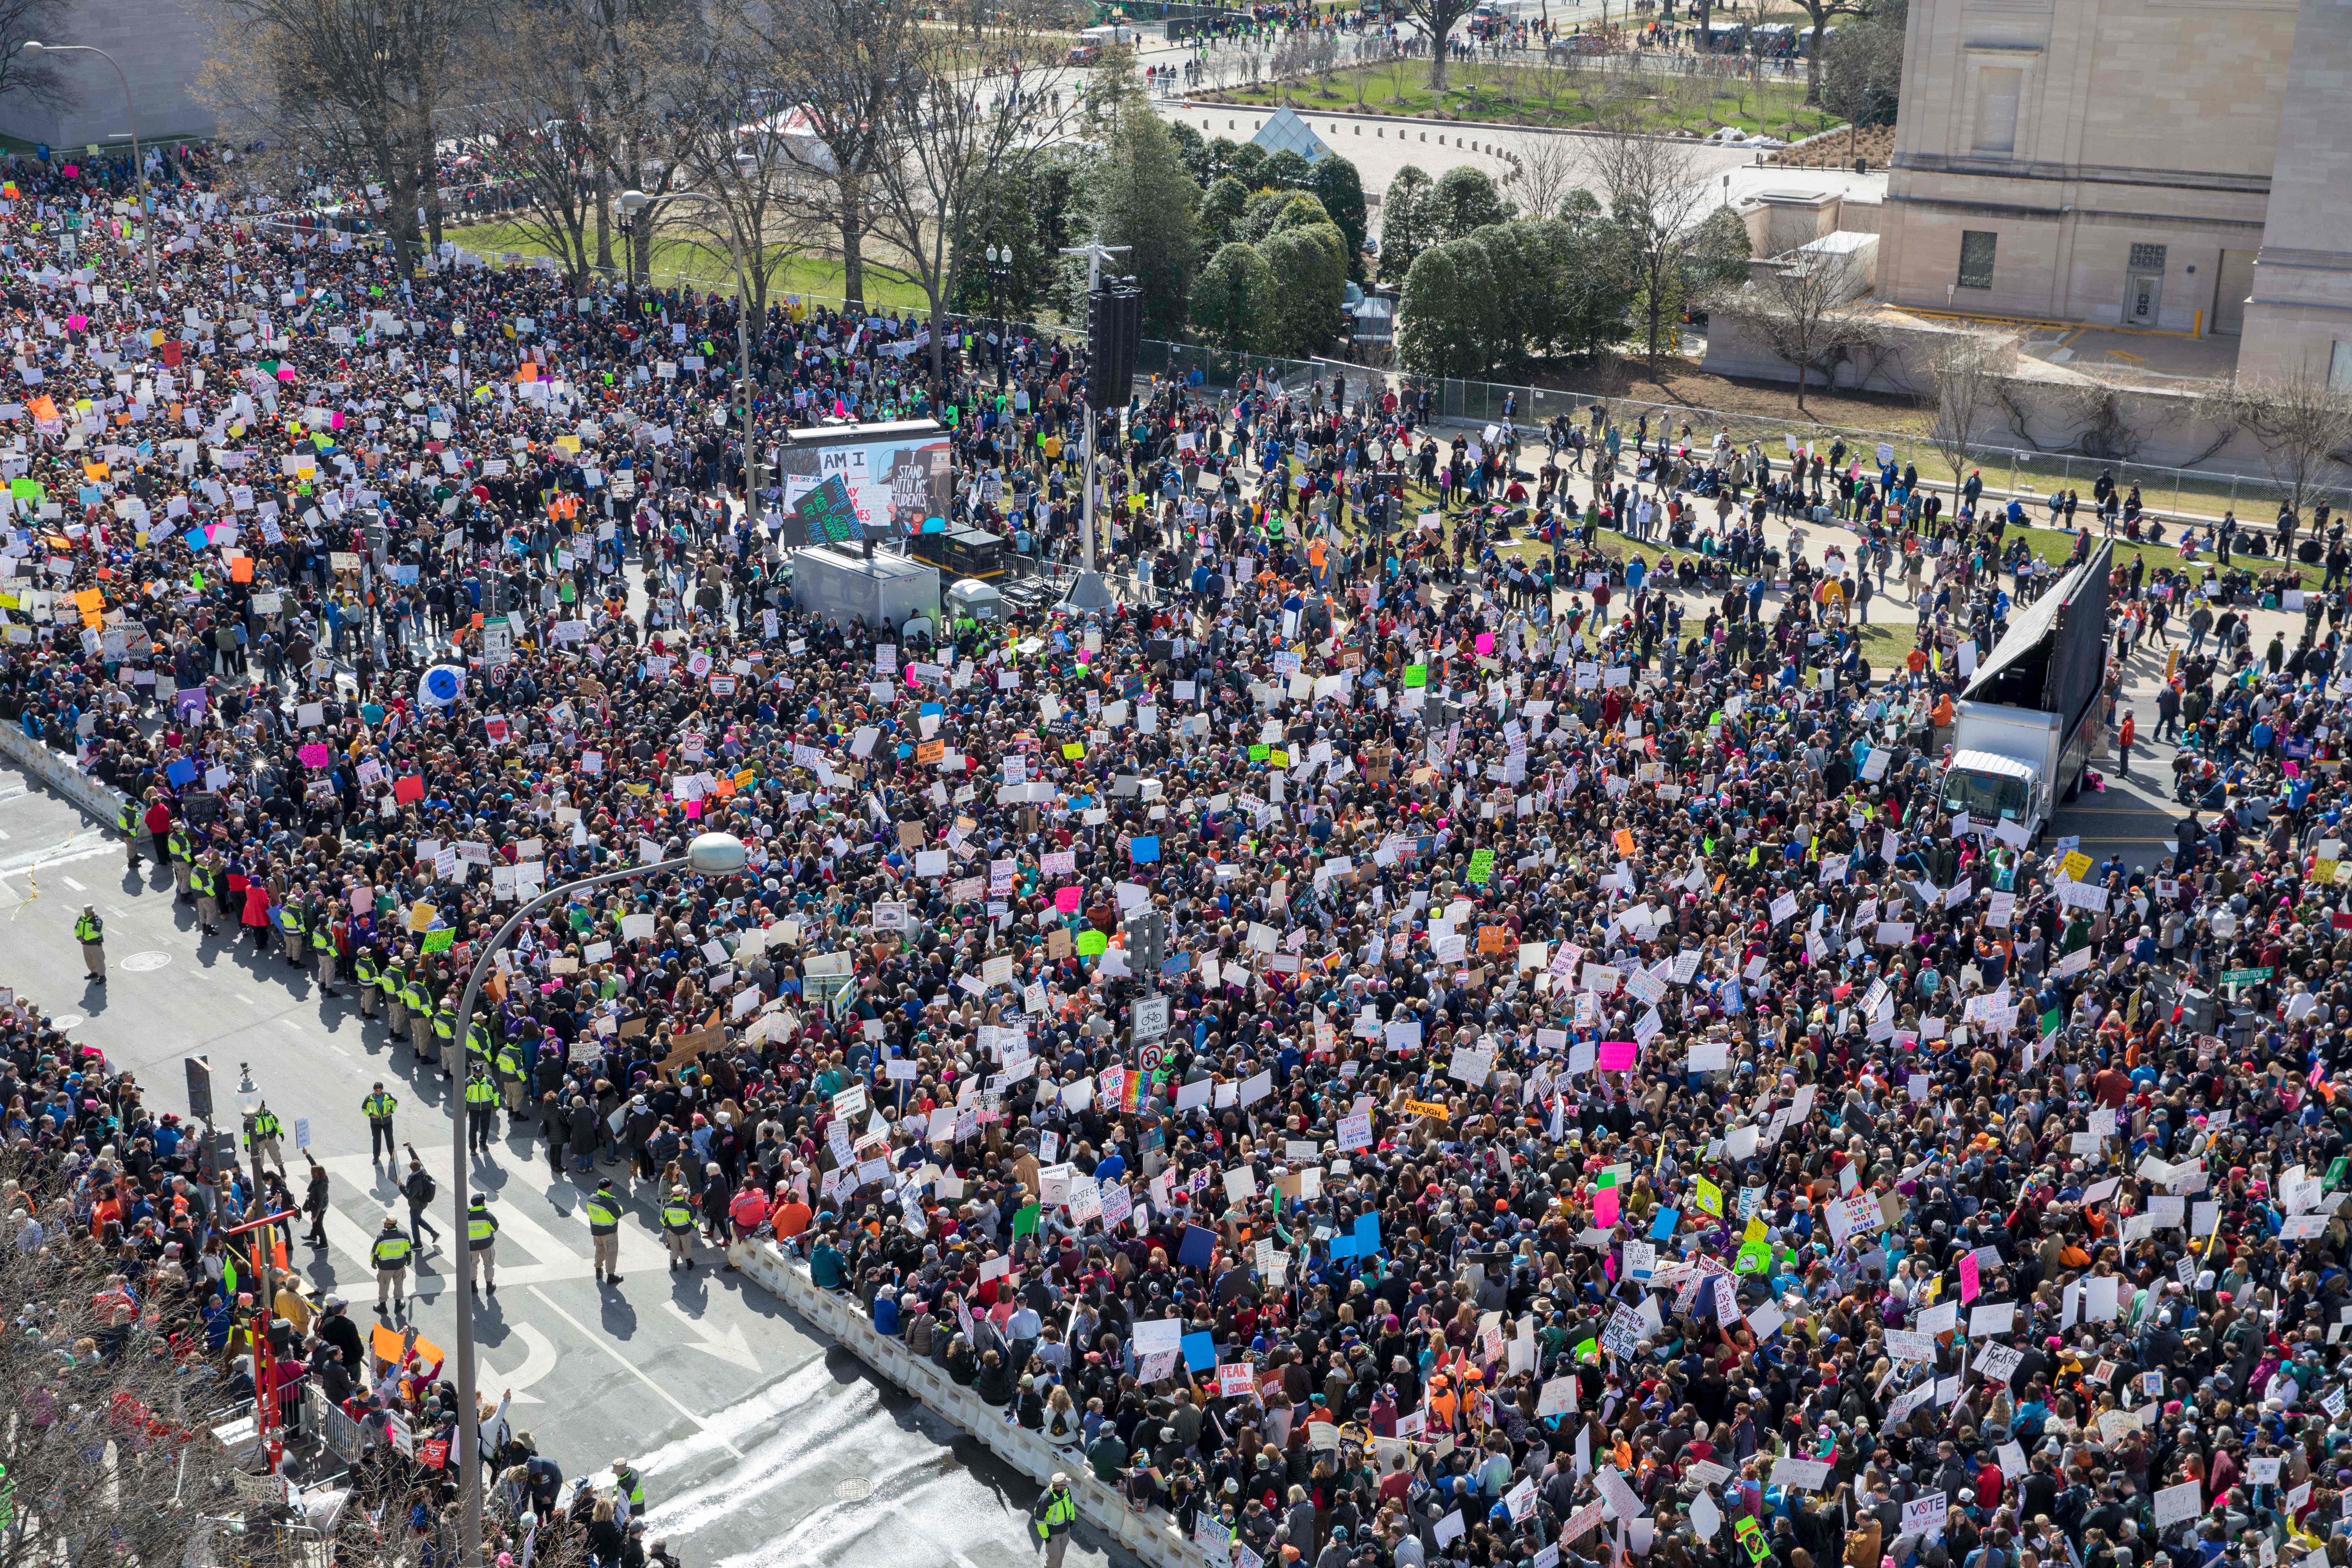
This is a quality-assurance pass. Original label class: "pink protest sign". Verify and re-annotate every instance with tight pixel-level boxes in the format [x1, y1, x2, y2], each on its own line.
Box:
[1475, 632, 1494, 656]
[1597, 1040, 1637, 1071]
[1958, 1251, 1980, 1303]
[1054, 886, 1083, 913]
[1594, 1186, 1620, 1230]
[297, 742, 331, 768]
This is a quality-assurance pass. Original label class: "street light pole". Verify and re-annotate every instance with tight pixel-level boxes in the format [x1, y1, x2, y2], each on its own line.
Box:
[233, 1063, 281, 1471]
[20, 42, 150, 277]
[620, 190, 760, 525]
[447, 831, 748, 1568]
[985, 243, 1012, 391]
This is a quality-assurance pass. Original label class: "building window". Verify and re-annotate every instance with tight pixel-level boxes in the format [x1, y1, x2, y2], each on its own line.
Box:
[2129, 242, 2168, 272]
[2332, 341, 2352, 391]
[1958, 232, 1998, 290]
[1973, 66, 2022, 154]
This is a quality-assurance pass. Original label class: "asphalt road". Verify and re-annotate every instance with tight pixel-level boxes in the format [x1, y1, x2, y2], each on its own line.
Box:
[0, 769, 1132, 1568]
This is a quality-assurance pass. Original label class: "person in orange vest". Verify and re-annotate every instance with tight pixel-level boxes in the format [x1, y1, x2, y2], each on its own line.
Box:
[2116, 709, 2137, 777]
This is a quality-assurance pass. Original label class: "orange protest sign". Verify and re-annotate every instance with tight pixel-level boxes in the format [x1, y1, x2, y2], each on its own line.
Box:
[1614, 827, 1637, 856]
[72, 588, 102, 617]
[916, 739, 946, 765]
[1477, 924, 1512, 955]
[229, 557, 254, 583]
[27, 395, 56, 423]
[82, 462, 108, 481]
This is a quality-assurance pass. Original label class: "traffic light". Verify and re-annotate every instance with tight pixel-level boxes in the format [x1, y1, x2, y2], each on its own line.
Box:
[1124, 911, 1168, 976]
[1086, 282, 1141, 411]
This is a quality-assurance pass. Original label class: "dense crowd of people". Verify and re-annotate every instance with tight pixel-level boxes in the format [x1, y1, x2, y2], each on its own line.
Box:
[7, 123, 2352, 1568]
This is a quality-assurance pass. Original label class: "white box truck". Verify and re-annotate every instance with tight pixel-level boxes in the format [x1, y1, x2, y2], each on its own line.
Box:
[1939, 540, 2112, 844]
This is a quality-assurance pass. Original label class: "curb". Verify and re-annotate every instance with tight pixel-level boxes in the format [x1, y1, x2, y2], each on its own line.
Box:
[727, 1239, 1218, 1568]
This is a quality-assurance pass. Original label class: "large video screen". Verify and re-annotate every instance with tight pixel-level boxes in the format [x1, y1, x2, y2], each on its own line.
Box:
[776, 427, 953, 548]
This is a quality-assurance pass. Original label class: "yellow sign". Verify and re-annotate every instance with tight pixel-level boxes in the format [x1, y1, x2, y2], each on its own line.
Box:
[1401, 1099, 1451, 1120]
[2060, 850, 2093, 882]
[1693, 1176, 1723, 1217]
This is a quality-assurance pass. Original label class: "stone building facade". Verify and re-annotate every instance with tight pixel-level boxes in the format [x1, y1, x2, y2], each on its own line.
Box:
[1875, 0, 2352, 383]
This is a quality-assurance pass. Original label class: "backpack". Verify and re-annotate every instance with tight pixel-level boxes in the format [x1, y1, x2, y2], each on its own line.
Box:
[410, 1170, 436, 1206]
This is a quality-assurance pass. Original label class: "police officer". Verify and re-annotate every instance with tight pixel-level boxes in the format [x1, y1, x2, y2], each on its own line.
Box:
[370, 1213, 413, 1315]
[464, 1064, 499, 1154]
[587, 1175, 624, 1285]
[1032, 1473, 1077, 1568]
[662, 1185, 697, 1272]
[117, 794, 142, 870]
[353, 944, 379, 1017]
[74, 905, 104, 982]
[383, 952, 411, 1035]
[192, 853, 223, 935]
[278, 899, 307, 968]
[246, 1097, 287, 1176]
[363, 1083, 398, 1163]
[495, 1035, 527, 1114]
[404, 971, 435, 1064]
[611, 1460, 647, 1524]
[311, 894, 341, 996]
[429, 990, 457, 1074]
[167, 819, 195, 900]
[466, 1193, 499, 1296]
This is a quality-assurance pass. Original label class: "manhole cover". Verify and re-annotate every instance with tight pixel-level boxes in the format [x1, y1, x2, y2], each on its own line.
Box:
[49, 1014, 82, 1029]
[833, 1478, 872, 1502]
[121, 952, 173, 972]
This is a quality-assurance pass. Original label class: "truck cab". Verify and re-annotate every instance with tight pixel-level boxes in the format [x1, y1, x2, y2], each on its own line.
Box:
[1940, 744, 2045, 841]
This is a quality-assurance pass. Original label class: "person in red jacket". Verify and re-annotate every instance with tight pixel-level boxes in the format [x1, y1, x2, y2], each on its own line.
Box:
[727, 1181, 770, 1249]
[142, 796, 173, 867]
[241, 880, 273, 953]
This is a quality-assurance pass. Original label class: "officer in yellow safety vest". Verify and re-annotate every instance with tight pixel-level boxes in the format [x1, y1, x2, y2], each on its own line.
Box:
[353, 947, 380, 1018]
[1031, 1473, 1077, 1568]
[117, 798, 141, 869]
[662, 1186, 697, 1272]
[363, 1084, 398, 1163]
[246, 1099, 287, 1175]
[370, 1214, 414, 1315]
[463, 1065, 499, 1154]
[167, 823, 195, 899]
[277, 901, 307, 968]
[495, 1039, 527, 1113]
[586, 1176, 624, 1285]
[384, 957, 412, 1033]
[404, 975, 434, 1063]
[74, 905, 105, 981]
[466, 1194, 499, 1296]
[191, 855, 223, 936]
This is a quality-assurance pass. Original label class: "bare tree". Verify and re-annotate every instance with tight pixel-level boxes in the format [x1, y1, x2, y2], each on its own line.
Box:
[0, 1210, 309, 1568]
[743, 0, 927, 311]
[1788, 0, 1864, 103]
[658, 14, 815, 316]
[1817, 18, 1903, 162]
[1728, 247, 1880, 413]
[198, 0, 464, 276]
[0, 0, 71, 108]
[1502, 134, 1588, 222]
[1588, 119, 1734, 377]
[866, 9, 1073, 386]
[1404, 0, 1477, 91]
[1926, 335, 2012, 508]
[2213, 362, 2352, 523]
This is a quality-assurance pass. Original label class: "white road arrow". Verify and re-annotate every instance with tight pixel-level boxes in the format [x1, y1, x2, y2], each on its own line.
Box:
[662, 1301, 762, 1372]
[478, 1322, 557, 1406]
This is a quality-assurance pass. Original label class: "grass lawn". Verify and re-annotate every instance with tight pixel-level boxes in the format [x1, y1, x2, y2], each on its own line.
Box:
[1210, 59, 1841, 138]
[443, 223, 936, 314]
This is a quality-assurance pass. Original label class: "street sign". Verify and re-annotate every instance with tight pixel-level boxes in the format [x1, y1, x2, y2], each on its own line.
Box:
[1132, 994, 1170, 1041]
[2221, 967, 2274, 985]
[185, 1055, 214, 1122]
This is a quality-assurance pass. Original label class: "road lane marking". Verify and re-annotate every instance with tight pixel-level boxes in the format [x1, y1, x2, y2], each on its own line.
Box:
[528, 1285, 745, 1458]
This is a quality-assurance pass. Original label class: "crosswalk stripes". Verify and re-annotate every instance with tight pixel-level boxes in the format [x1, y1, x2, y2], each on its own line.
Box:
[305, 1153, 671, 1288]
